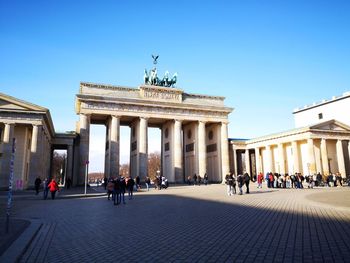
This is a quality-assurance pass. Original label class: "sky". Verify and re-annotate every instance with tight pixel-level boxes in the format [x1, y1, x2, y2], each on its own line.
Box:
[1, 0, 350, 172]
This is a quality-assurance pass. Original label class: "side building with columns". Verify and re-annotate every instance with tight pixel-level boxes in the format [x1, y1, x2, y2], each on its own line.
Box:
[0, 93, 77, 190]
[230, 91, 350, 179]
[75, 82, 233, 184]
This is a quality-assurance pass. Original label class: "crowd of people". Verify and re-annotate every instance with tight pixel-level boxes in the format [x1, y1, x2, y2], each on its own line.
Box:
[258, 172, 345, 189]
[186, 173, 209, 186]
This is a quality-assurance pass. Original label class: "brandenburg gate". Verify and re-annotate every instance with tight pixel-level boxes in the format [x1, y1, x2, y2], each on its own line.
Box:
[75, 81, 233, 184]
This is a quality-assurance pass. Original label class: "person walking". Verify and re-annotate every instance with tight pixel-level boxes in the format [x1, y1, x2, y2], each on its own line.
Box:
[244, 172, 250, 194]
[47, 178, 59, 200]
[34, 177, 42, 195]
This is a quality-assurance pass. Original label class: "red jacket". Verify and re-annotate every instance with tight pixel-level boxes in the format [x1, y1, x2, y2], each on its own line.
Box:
[48, 180, 59, 192]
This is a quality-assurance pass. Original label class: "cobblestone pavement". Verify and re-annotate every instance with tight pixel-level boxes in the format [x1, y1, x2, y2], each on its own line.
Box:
[2, 184, 350, 263]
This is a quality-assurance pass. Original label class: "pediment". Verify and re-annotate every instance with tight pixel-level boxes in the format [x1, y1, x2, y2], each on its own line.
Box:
[310, 120, 350, 132]
[0, 93, 47, 112]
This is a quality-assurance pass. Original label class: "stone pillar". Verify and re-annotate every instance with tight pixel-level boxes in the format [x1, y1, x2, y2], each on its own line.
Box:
[174, 119, 183, 182]
[139, 117, 148, 178]
[292, 141, 300, 174]
[221, 122, 230, 183]
[278, 143, 285, 174]
[198, 121, 206, 177]
[320, 138, 329, 176]
[245, 149, 251, 175]
[79, 114, 90, 185]
[255, 147, 261, 175]
[307, 138, 316, 175]
[266, 145, 273, 173]
[31, 125, 39, 152]
[233, 148, 238, 176]
[66, 144, 74, 183]
[109, 115, 120, 178]
[29, 125, 42, 185]
[336, 139, 346, 178]
[0, 123, 14, 188]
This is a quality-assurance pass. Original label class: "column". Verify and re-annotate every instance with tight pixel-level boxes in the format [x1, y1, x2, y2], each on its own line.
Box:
[336, 139, 346, 178]
[320, 138, 329, 176]
[29, 125, 42, 185]
[174, 119, 183, 182]
[255, 147, 261, 175]
[66, 144, 74, 184]
[109, 115, 120, 178]
[278, 143, 285, 174]
[79, 114, 90, 185]
[307, 138, 316, 175]
[138, 117, 148, 178]
[292, 141, 300, 174]
[197, 121, 206, 177]
[348, 141, 350, 170]
[233, 148, 238, 176]
[245, 149, 251, 175]
[221, 122, 230, 183]
[0, 123, 14, 187]
[266, 145, 273, 173]
[31, 125, 39, 152]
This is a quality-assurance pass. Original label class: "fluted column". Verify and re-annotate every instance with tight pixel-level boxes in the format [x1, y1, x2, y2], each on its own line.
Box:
[307, 138, 316, 175]
[278, 143, 285, 174]
[255, 147, 261, 175]
[29, 125, 42, 185]
[139, 117, 148, 178]
[336, 139, 346, 178]
[245, 149, 251, 175]
[31, 125, 39, 152]
[79, 114, 90, 185]
[320, 138, 329, 176]
[109, 115, 120, 178]
[66, 144, 74, 184]
[198, 121, 206, 177]
[174, 119, 183, 182]
[266, 145, 273, 173]
[0, 123, 14, 188]
[292, 141, 300, 174]
[221, 122, 230, 183]
[233, 148, 238, 176]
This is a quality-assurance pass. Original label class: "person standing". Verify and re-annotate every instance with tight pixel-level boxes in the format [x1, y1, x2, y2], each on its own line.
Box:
[225, 174, 234, 196]
[42, 178, 49, 200]
[48, 178, 59, 200]
[237, 174, 244, 195]
[120, 177, 126, 204]
[257, 172, 263, 189]
[244, 172, 250, 194]
[135, 176, 141, 191]
[203, 173, 208, 185]
[127, 177, 135, 200]
[193, 174, 198, 186]
[34, 177, 42, 195]
[145, 176, 151, 191]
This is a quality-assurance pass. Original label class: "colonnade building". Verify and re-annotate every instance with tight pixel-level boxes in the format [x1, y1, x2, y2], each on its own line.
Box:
[76, 82, 233, 185]
[230, 92, 350, 179]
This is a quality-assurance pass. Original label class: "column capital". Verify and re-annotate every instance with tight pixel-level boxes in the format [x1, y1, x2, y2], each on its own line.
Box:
[221, 120, 229, 125]
[174, 119, 183, 123]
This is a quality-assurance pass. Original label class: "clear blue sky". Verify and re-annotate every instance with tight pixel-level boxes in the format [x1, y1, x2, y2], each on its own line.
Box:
[1, 1, 350, 171]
